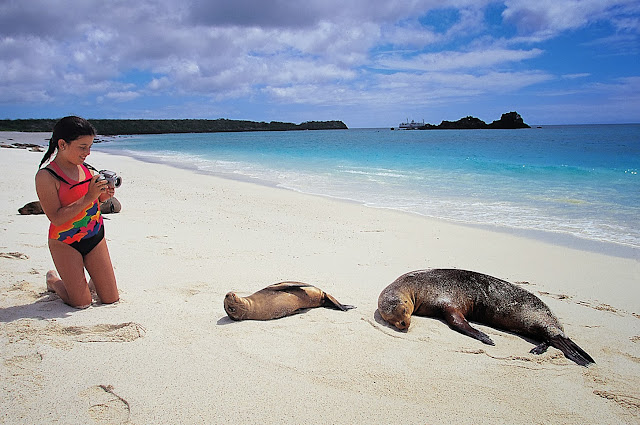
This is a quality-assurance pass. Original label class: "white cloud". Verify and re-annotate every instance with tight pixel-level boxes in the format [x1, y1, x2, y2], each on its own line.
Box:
[382, 70, 552, 97]
[186, 0, 450, 28]
[536, 76, 640, 103]
[0, 87, 52, 104]
[502, 0, 640, 39]
[589, 76, 640, 95]
[562, 73, 590, 79]
[148, 77, 171, 91]
[374, 48, 543, 72]
[103, 91, 141, 103]
[0, 0, 637, 125]
[263, 69, 552, 108]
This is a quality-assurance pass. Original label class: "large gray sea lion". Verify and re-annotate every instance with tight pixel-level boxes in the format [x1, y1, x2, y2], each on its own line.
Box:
[378, 269, 594, 366]
[224, 282, 356, 321]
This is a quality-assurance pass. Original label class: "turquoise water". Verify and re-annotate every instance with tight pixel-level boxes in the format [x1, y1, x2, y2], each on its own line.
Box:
[95, 125, 640, 257]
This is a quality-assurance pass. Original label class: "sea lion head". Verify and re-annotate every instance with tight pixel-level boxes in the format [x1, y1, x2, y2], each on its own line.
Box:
[18, 201, 44, 215]
[378, 294, 412, 331]
[224, 292, 250, 321]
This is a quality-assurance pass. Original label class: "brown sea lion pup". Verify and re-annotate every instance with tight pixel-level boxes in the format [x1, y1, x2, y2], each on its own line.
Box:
[18, 201, 44, 215]
[18, 199, 121, 215]
[100, 197, 122, 214]
[224, 281, 356, 321]
[378, 269, 595, 366]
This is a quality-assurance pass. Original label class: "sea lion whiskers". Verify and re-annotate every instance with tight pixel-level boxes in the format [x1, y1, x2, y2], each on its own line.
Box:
[379, 292, 413, 330]
[224, 292, 251, 321]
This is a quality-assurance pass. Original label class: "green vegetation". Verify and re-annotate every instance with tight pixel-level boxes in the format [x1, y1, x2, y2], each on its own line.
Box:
[0, 118, 348, 135]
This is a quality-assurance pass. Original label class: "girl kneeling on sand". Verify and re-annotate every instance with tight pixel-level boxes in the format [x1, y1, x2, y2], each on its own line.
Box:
[35, 116, 119, 308]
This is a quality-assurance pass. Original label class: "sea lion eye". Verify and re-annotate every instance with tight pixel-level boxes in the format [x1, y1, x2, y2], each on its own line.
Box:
[400, 321, 406, 327]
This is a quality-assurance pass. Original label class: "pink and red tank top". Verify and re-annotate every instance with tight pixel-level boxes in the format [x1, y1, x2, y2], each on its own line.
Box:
[47, 162, 103, 244]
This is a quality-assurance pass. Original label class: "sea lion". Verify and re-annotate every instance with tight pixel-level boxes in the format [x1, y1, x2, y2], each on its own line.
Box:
[18, 199, 121, 215]
[378, 269, 594, 366]
[224, 281, 356, 321]
[18, 201, 44, 215]
[100, 197, 122, 214]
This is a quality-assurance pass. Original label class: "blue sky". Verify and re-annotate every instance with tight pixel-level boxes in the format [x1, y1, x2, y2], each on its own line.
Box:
[1, 0, 638, 128]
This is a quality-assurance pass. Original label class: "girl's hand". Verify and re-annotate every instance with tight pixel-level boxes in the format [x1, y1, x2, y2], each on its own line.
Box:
[99, 185, 115, 202]
[88, 175, 109, 201]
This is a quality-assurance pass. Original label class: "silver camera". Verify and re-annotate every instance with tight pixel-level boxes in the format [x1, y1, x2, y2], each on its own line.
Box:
[97, 170, 122, 188]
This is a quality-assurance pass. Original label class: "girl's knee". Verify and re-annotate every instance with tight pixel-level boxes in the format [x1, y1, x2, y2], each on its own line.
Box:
[68, 292, 92, 308]
[93, 281, 119, 304]
[100, 294, 120, 305]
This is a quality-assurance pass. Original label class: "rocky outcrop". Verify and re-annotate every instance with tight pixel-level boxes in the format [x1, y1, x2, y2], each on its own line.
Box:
[418, 111, 530, 130]
[0, 142, 43, 151]
[487, 112, 530, 129]
[438, 116, 488, 129]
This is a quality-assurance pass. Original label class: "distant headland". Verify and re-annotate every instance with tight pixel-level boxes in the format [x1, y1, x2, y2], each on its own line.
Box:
[0, 118, 348, 135]
[395, 111, 530, 130]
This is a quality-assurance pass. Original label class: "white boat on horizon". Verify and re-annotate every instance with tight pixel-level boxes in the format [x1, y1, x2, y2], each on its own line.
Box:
[398, 119, 424, 129]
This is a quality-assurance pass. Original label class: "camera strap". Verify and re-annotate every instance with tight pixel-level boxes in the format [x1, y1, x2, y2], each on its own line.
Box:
[42, 162, 97, 189]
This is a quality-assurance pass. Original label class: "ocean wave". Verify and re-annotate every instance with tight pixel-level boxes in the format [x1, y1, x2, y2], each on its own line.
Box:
[95, 127, 640, 252]
[339, 169, 408, 179]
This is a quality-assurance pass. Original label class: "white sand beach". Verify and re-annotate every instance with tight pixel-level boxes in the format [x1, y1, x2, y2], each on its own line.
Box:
[1, 132, 638, 424]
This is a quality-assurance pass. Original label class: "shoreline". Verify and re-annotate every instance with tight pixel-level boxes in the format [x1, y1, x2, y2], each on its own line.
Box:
[94, 143, 639, 261]
[3, 128, 638, 259]
[2, 133, 639, 424]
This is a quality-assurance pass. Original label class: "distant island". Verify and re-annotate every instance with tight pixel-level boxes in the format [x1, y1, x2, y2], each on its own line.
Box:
[0, 118, 348, 135]
[395, 111, 530, 130]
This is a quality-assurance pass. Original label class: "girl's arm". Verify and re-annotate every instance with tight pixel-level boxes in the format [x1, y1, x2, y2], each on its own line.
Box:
[35, 170, 107, 226]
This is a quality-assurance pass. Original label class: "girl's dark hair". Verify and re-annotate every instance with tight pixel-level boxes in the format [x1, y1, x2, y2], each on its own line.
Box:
[39, 116, 96, 168]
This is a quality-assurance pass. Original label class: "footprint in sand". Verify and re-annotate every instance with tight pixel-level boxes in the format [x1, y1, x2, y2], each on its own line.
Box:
[2, 320, 145, 347]
[3, 352, 44, 394]
[4, 352, 43, 378]
[56, 322, 146, 343]
[80, 385, 130, 424]
[533, 290, 633, 318]
[456, 347, 566, 368]
[6, 280, 42, 301]
[593, 390, 640, 413]
[576, 300, 622, 314]
[538, 291, 572, 300]
[0, 251, 29, 259]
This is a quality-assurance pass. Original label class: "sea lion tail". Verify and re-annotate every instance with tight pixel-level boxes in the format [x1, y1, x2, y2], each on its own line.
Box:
[549, 335, 595, 366]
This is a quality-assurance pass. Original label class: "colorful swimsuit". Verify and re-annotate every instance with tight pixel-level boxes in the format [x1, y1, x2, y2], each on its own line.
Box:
[46, 162, 104, 256]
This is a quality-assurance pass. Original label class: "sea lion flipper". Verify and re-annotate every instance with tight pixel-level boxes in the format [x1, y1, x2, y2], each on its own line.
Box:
[443, 307, 495, 345]
[530, 341, 550, 355]
[548, 335, 595, 367]
[323, 293, 356, 311]
[265, 282, 314, 291]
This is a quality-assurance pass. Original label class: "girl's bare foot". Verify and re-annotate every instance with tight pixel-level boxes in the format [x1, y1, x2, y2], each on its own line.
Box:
[88, 278, 96, 294]
[46, 270, 60, 292]
[45, 269, 91, 309]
